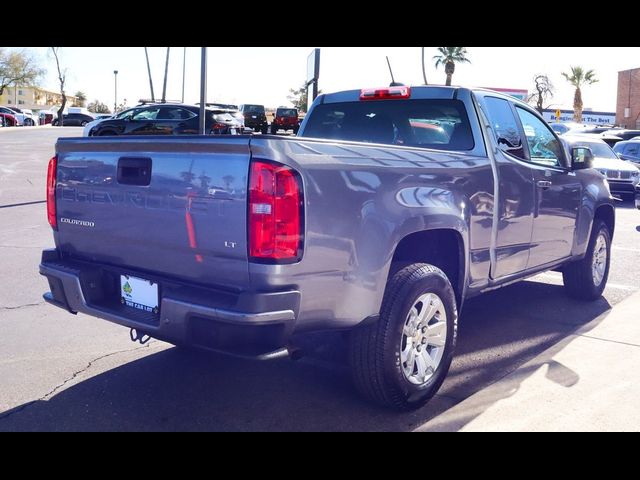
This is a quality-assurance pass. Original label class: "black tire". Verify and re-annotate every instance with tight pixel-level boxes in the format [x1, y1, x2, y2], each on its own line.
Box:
[562, 219, 611, 300]
[270, 124, 277, 135]
[261, 125, 269, 135]
[24, 118, 33, 126]
[293, 126, 299, 135]
[349, 263, 458, 411]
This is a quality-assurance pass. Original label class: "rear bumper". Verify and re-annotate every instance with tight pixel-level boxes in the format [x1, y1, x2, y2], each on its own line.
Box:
[244, 118, 267, 130]
[39, 249, 300, 358]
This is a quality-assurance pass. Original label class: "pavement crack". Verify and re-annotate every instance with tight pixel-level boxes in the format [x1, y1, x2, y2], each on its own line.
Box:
[1, 301, 44, 311]
[0, 341, 155, 422]
[574, 333, 640, 348]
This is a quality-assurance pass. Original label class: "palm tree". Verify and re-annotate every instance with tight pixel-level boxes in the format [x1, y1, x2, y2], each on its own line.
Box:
[561, 66, 598, 123]
[433, 47, 470, 86]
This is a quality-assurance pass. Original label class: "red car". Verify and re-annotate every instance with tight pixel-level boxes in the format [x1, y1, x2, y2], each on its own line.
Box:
[270, 107, 299, 134]
[0, 112, 18, 127]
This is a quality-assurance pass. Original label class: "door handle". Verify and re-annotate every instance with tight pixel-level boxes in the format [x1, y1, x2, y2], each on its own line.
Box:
[537, 180, 552, 189]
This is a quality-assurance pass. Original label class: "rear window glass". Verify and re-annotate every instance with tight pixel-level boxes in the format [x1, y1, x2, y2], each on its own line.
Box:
[302, 99, 474, 151]
[243, 105, 265, 114]
[277, 109, 297, 117]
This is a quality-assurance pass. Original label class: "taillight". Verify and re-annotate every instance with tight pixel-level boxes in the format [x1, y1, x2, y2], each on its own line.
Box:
[47, 155, 57, 229]
[210, 122, 227, 134]
[360, 86, 411, 101]
[248, 160, 302, 262]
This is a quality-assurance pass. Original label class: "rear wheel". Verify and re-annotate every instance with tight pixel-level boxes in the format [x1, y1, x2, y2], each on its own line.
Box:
[24, 118, 34, 126]
[270, 124, 277, 135]
[349, 263, 458, 411]
[261, 125, 269, 134]
[563, 219, 611, 300]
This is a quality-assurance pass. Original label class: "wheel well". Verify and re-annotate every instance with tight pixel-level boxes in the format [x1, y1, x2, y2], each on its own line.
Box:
[390, 229, 464, 305]
[594, 205, 615, 239]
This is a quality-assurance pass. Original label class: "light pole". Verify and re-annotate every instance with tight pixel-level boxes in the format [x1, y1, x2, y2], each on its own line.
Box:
[113, 70, 118, 113]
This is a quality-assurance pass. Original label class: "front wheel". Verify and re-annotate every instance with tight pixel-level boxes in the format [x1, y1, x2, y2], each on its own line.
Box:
[562, 219, 611, 300]
[24, 118, 34, 126]
[349, 263, 458, 411]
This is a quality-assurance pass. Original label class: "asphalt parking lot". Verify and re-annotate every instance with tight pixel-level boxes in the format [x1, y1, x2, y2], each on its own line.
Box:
[0, 127, 639, 431]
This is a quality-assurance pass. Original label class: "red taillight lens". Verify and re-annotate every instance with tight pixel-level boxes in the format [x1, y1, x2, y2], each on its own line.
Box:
[249, 160, 302, 261]
[360, 86, 411, 101]
[47, 156, 57, 229]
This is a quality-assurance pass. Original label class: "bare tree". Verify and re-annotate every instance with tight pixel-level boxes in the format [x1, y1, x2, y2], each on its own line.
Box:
[50, 48, 67, 126]
[526, 74, 554, 114]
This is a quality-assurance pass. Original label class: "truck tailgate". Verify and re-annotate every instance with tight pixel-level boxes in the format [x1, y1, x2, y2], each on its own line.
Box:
[54, 136, 251, 289]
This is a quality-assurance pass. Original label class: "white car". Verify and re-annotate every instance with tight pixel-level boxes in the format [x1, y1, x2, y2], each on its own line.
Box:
[6, 107, 37, 126]
[565, 134, 640, 201]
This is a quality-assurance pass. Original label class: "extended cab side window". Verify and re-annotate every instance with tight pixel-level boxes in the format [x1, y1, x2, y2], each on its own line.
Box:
[483, 97, 526, 160]
[515, 107, 565, 168]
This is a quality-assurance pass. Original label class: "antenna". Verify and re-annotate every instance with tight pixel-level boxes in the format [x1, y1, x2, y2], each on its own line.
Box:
[386, 56, 404, 87]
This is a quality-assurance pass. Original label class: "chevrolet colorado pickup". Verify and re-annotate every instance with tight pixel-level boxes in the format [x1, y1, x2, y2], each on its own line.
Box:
[40, 86, 615, 410]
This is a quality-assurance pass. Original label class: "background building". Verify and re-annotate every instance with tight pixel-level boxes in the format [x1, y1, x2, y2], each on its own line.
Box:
[0, 86, 78, 113]
[616, 68, 640, 129]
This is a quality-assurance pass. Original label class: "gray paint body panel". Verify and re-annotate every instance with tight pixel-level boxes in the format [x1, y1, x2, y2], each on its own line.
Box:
[46, 86, 615, 342]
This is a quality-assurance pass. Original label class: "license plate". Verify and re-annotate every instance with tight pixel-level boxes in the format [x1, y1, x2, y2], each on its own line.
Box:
[120, 275, 159, 314]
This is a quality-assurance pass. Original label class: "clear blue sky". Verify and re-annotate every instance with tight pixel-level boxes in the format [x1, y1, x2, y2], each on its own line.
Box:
[20, 47, 640, 112]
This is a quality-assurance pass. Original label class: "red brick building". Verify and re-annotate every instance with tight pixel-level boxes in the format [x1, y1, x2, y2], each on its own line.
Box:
[616, 68, 640, 129]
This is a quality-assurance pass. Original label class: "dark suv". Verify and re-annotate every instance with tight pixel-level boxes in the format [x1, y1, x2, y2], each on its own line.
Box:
[271, 107, 299, 134]
[239, 104, 268, 133]
[88, 103, 242, 136]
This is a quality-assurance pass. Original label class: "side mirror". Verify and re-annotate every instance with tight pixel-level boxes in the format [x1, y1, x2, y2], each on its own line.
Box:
[571, 146, 594, 170]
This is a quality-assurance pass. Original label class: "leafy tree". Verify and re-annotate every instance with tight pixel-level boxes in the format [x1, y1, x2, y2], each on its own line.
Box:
[287, 83, 308, 112]
[87, 100, 111, 114]
[74, 91, 87, 107]
[526, 74, 554, 114]
[433, 47, 470, 86]
[0, 48, 45, 96]
[50, 47, 67, 127]
[287, 83, 322, 113]
[561, 66, 598, 123]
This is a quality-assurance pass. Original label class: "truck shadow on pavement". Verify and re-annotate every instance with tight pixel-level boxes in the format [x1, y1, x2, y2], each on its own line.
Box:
[0, 281, 611, 431]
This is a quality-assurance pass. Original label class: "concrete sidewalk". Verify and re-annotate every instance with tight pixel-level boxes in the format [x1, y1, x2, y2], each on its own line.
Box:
[419, 290, 640, 432]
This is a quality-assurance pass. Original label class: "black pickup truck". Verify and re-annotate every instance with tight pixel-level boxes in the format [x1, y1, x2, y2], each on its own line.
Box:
[40, 85, 616, 410]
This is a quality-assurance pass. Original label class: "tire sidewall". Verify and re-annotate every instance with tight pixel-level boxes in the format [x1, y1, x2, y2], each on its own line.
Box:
[588, 221, 612, 297]
[383, 270, 458, 407]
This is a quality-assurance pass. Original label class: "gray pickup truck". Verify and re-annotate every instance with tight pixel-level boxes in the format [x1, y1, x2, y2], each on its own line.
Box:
[40, 85, 616, 410]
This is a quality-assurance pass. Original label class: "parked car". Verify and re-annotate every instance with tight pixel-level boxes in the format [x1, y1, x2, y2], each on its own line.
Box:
[53, 113, 95, 127]
[239, 104, 268, 133]
[0, 106, 27, 126]
[602, 129, 640, 142]
[271, 107, 299, 134]
[40, 85, 615, 411]
[580, 125, 616, 134]
[88, 103, 242, 136]
[613, 139, 640, 165]
[0, 112, 18, 127]
[3, 106, 38, 126]
[565, 134, 640, 200]
[549, 122, 587, 135]
[205, 103, 245, 129]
